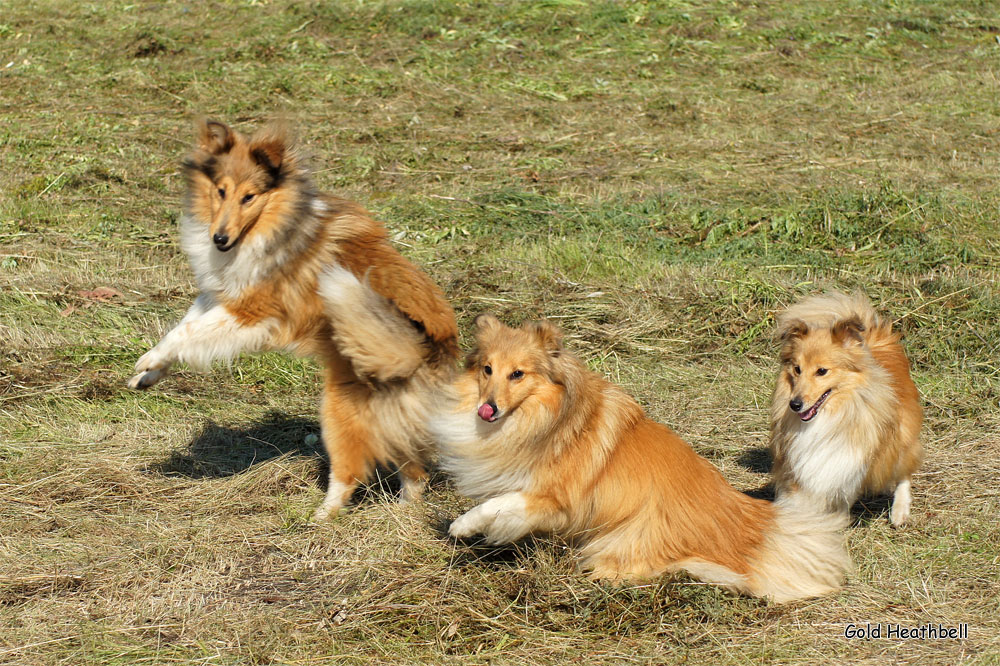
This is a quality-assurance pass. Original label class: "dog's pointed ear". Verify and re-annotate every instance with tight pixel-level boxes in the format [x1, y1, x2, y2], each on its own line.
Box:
[777, 318, 808, 343]
[832, 316, 866, 347]
[197, 118, 236, 155]
[473, 313, 501, 335]
[249, 124, 291, 180]
[528, 320, 563, 356]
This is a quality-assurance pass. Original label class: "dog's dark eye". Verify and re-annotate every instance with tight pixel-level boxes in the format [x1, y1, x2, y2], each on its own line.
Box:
[793, 365, 801, 375]
[816, 368, 828, 376]
[217, 188, 226, 199]
[510, 370, 524, 380]
[242, 193, 255, 205]
[484, 365, 492, 376]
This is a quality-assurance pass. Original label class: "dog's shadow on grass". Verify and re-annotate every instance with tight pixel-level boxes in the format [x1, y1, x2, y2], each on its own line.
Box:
[150, 409, 413, 504]
[736, 446, 775, 501]
[153, 410, 322, 479]
[435, 530, 548, 571]
[426, 511, 547, 570]
[850, 496, 893, 527]
[736, 446, 772, 475]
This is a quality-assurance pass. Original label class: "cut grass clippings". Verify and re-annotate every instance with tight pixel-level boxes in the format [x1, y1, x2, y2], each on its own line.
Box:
[2, 1, 999, 664]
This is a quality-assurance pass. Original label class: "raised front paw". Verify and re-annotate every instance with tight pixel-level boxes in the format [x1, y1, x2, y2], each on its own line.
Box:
[127, 349, 171, 390]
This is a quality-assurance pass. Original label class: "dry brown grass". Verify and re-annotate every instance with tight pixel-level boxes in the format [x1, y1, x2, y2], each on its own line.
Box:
[3, 0, 1000, 664]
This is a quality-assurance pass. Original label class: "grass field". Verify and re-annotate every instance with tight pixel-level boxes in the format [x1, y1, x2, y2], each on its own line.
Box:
[2, 1, 999, 663]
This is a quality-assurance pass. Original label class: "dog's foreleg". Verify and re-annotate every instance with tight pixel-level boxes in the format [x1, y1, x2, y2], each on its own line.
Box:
[128, 293, 274, 389]
[449, 493, 564, 544]
[889, 478, 912, 527]
[128, 294, 212, 389]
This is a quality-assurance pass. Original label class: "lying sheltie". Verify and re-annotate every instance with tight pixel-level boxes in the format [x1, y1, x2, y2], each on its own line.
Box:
[770, 292, 923, 526]
[127, 119, 459, 520]
[428, 315, 850, 603]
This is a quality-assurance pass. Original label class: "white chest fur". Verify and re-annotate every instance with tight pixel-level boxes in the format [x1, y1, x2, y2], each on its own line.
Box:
[783, 417, 867, 511]
[432, 408, 534, 499]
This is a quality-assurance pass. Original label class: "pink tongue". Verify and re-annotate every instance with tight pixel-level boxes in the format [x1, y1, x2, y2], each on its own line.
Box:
[478, 403, 495, 421]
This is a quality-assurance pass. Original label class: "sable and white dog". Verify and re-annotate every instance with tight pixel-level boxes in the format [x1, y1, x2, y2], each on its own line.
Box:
[128, 119, 459, 519]
[427, 315, 850, 603]
[770, 292, 923, 526]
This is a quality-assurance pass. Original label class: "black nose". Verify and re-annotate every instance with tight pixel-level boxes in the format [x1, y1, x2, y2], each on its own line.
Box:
[213, 233, 229, 248]
[789, 398, 803, 412]
[487, 400, 498, 413]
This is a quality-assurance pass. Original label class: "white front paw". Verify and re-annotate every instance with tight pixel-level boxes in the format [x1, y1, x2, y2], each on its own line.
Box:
[127, 349, 171, 390]
[889, 502, 910, 527]
[889, 480, 912, 527]
[399, 476, 427, 504]
[483, 512, 531, 544]
[449, 506, 488, 539]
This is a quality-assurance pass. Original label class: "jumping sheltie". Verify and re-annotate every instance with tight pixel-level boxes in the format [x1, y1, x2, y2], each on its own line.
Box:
[428, 315, 850, 603]
[127, 119, 459, 520]
[769, 291, 923, 526]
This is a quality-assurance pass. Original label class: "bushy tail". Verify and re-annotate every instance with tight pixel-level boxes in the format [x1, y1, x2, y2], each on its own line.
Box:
[317, 265, 430, 383]
[743, 497, 851, 603]
[673, 496, 849, 603]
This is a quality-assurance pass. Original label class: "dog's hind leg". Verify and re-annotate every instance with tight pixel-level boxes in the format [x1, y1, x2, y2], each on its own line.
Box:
[398, 461, 429, 503]
[889, 478, 912, 527]
[313, 362, 376, 521]
[128, 293, 274, 389]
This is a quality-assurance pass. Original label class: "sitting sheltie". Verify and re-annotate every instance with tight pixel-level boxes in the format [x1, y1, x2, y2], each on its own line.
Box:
[430, 315, 850, 603]
[127, 119, 459, 520]
[769, 292, 923, 526]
